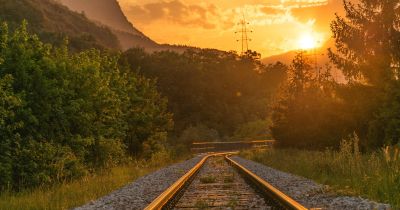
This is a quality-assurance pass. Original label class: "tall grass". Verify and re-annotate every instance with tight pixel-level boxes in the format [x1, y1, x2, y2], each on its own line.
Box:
[241, 135, 400, 208]
[0, 150, 190, 210]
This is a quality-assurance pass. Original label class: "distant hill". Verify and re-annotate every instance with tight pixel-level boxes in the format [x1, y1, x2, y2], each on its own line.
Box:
[0, 0, 121, 51]
[262, 39, 334, 65]
[262, 39, 345, 82]
[58, 0, 190, 52]
[58, 0, 142, 36]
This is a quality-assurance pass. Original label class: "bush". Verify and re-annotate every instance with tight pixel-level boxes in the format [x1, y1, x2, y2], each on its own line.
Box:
[142, 132, 168, 160]
[177, 124, 219, 146]
[13, 140, 86, 189]
[87, 138, 127, 169]
[233, 119, 272, 141]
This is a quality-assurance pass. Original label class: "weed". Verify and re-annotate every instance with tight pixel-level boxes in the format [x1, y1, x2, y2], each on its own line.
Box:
[222, 184, 233, 189]
[224, 174, 235, 183]
[194, 200, 209, 209]
[227, 197, 238, 208]
[200, 175, 216, 184]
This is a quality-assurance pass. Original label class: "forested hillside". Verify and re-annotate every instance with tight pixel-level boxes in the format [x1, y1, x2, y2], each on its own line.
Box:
[0, 0, 120, 51]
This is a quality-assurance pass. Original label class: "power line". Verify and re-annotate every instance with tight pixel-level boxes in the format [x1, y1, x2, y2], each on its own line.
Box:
[235, 13, 252, 55]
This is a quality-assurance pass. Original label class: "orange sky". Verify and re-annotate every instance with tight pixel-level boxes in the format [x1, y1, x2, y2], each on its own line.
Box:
[119, 0, 345, 57]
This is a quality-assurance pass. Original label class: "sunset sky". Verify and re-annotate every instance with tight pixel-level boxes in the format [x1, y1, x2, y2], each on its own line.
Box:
[119, 0, 345, 57]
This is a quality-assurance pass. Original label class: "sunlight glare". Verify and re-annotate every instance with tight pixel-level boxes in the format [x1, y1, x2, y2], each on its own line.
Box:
[298, 34, 317, 50]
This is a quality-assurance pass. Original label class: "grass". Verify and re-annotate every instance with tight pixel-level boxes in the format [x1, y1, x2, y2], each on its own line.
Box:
[194, 200, 209, 209]
[227, 197, 238, 208]
[199, 175, 216, 184]
[0, 151, 191, 210]
[223, 174, 235, 183]
[240, 137, 400, 209]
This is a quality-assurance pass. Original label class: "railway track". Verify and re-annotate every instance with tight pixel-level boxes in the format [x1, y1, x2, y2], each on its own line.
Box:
[145, 153, 308, 210]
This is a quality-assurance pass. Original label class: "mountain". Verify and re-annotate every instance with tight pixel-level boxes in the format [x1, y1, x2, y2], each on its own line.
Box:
[57, 0, 142, 36]
[58, 0, 154, 50]
[0, 0, 120, 50]
[262, 39, 335, 65]
[262, 39, 345, 82]
[57, 0, 188, 52]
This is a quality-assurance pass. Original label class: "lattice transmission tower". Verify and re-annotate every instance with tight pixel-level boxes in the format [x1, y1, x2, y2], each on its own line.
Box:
[235, 13, 252, 55]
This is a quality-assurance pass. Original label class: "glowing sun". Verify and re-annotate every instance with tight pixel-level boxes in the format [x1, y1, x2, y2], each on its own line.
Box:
[298, 34, 318, 50]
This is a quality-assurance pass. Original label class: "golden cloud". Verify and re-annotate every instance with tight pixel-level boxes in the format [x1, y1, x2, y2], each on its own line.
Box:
[124, 0, 223, 29]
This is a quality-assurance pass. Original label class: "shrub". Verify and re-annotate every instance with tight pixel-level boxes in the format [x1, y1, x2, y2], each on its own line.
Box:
[233, 119, 272, 140]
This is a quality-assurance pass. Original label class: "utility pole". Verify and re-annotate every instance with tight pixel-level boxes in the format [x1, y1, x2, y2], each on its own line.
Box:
[235, 13, 252, 55]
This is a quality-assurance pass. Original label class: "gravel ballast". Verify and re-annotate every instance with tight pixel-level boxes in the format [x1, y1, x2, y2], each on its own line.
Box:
[74, 156, 203, 210]
[74, 155, 390, 210]
[231, 156, 391, 210]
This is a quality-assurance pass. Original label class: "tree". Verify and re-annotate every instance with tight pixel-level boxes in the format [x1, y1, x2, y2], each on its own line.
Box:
[330, 0, 400, 85]
[0, 74, 22, 189]
[330, 0, 400, 148]
[271, 52, 345, 149]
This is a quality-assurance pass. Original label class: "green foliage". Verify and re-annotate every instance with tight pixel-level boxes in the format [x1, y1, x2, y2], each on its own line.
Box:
[13, 140, 85, 189]
[368, 81, 400, 147]
[0, 74, 22, 188]
[122, 48, 287, 138]
[232, 119, 272, 140]
[199, 175, 216, 184]
[0, 22, 172, 190]
[177, 124, 219, 146]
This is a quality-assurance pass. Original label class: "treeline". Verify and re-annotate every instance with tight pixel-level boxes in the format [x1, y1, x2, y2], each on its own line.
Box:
[271, 0, 400, 150]
[122, 49, 286, 141]
[0, 22, 172, 190]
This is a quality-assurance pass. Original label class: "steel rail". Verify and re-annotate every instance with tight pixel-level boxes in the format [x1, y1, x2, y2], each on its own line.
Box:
[145, 152, 308, 210]
[225, 155, 308, 210]
[192, 140, 275, 145]
[144, 152, 237, 210]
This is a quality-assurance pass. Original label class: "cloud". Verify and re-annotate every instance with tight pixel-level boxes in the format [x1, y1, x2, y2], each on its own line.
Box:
[118, 0, 349, 56]
[125, 0, 222, 29]
[122, 0, 341, 31]
[260, 6, 285, 15]
[290, 0, 345, 31]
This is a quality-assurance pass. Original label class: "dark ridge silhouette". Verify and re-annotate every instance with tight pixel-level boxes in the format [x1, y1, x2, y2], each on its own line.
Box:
[58, 0, 143, 36]
[57, 0, 192, 52]
[0, 0, 120, 50]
